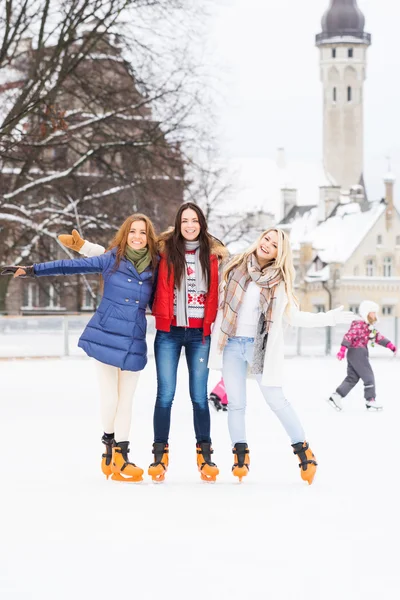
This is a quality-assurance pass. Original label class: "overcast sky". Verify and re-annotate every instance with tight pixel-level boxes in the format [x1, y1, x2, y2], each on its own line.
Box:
[208, 0, 400, 202]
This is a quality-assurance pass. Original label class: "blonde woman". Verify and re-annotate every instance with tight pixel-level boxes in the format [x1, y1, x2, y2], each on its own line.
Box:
[208, 228, 353, 484]
[1, 214, 158, 483]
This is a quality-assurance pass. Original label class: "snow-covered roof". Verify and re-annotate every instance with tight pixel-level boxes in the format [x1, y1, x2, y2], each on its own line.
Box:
[221, 154, 333, 222]
[282, 206, 319, 248]
[310, 201, 386, 264]
[305, 264, 330, 283]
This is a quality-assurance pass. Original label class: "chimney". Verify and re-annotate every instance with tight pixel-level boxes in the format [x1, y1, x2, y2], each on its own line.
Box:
[299, 241, 313, 266]
[281, 187, 297, 219]
[350, 184, 365, 205]
[318, 185, 341, 223]
[384, 170, 395, 231]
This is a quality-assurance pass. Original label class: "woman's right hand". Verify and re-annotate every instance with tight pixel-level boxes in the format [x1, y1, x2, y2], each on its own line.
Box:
[58, 229, 85, 251]
[1, 266, 35, 277]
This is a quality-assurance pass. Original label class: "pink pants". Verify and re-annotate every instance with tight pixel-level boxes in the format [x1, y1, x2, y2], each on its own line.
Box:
[210, 378, 228, 405]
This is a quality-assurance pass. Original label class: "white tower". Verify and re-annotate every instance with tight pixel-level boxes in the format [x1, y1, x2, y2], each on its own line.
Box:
[316, 0, 371, 192]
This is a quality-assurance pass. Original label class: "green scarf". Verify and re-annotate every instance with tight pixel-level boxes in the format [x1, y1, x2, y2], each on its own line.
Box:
[124, 246, 152, 274]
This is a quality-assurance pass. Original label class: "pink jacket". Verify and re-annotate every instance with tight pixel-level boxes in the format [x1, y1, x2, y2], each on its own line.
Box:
[342, 320, 390, 349]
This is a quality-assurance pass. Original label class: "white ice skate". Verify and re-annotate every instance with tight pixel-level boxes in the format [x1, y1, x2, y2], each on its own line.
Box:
[327, 392, 343, 411]
[365, 398, 383, 411]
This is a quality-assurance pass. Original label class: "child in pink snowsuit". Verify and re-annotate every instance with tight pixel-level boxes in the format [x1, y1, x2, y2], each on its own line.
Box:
[209, 378, 228, 411]
[328, 301, 396, 411]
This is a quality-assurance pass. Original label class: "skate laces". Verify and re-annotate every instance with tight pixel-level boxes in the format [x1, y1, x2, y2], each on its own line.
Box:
[292, 442, 317, 469]
[232, 444, 249, 469]
[196, 444, 216, 467]
[150, 443, 168, 467]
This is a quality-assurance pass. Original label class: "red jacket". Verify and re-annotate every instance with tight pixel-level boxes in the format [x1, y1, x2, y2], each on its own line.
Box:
[152, 253, 220, 337]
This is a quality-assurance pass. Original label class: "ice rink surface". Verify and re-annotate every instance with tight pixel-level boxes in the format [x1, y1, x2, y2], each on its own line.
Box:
[1, 354, 398, 600]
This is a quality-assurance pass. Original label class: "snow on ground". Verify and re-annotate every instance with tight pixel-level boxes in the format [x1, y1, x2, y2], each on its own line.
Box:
[1, 354, 399, 600]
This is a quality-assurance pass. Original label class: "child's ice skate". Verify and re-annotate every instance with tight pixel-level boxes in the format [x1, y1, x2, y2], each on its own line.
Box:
[327, 392, 343, 411]
[209, 379, 228, 412]
[209, 393, 223, 412]
[232, 443, 250, 482]
[148, 442, 169, 482]
[365, 398, 383, 411]
[292, 441, 317, 485]
[196, 442, 219, 482]
[101, 433, 115, 479]
[111, 442, 143, 482]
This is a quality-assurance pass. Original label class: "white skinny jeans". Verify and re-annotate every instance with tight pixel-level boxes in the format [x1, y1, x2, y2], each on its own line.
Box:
[95, 361, 140, 442]
[222, 337, 305, 445]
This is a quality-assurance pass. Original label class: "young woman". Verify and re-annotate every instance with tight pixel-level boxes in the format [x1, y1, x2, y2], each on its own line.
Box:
[1, 214, 158, 482]
[328, 300, 396, 412]
[208, 228, 353, 484]
[149, 203, 228, 482]
[57, 203, 228, 483]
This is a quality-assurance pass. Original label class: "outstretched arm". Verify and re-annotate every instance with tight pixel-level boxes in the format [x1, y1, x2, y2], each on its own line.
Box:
[376, 330, 396, 353]
[58, 229, 106, 257]
[1, 253, 113, 278]
[285, 304, 354, 328]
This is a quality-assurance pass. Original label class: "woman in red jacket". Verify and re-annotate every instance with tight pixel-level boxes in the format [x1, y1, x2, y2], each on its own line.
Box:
[149, 202, 227, 482]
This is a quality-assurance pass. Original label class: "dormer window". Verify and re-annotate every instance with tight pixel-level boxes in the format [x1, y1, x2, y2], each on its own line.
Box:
[377, 234, 383, 246]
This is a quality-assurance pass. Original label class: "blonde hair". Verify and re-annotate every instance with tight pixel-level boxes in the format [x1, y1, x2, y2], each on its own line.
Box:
[223, 228, 297, 307]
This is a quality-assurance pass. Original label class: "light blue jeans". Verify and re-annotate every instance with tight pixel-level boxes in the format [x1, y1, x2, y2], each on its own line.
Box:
[222, 337, 305, 446]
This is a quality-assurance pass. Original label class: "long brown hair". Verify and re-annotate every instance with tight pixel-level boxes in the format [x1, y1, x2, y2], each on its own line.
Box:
[159, 202, 212, 288]
[107, 213, 158, 273]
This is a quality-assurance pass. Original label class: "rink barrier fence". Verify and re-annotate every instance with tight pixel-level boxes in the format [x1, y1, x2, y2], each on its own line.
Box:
[0, 314, 398, 359]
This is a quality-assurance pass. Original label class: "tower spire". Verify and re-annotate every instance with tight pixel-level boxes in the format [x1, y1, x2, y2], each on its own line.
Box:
[316, 1, 371, 192]
[319, 0, 369, 41]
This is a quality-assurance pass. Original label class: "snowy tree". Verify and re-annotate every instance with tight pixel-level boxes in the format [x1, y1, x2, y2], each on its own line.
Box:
[0, 0, 212, 311]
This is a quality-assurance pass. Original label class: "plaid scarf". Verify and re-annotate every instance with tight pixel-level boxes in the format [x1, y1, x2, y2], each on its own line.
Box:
[218, 254, 282, 374]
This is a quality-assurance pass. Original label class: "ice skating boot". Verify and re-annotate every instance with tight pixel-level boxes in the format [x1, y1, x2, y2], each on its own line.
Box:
[101, 433, 115, 479]
[148, 442, 169, 482]
[209, 393, 222, 412]
[196, 442, 219, 482]
[221, 402, 228, 412]
[111, 441, 143, 482]
[292, 441, 317, 485]
[327, 392, 343, 412]
[232, 443, 250, 482]
[365, 398, 383, 411]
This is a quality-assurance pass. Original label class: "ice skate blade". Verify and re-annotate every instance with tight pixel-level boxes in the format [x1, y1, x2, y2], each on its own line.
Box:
[200, 477, 216, 484]
[366, 405, 383, 411]
[326, 398, 342, 412]
[111, 473, 143, 483]
[200, 472, 218, 483]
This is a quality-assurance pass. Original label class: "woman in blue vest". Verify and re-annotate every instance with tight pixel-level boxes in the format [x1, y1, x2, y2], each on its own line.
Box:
[1, 214, 158, 482]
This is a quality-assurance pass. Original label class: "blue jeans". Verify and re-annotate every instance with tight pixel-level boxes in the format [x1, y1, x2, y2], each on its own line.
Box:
[154, 327, 211, 444]
[222, 337, 305, 445]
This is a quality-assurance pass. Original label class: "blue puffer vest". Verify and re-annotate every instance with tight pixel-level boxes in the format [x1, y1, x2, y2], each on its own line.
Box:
[33, 249, 155, 371]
